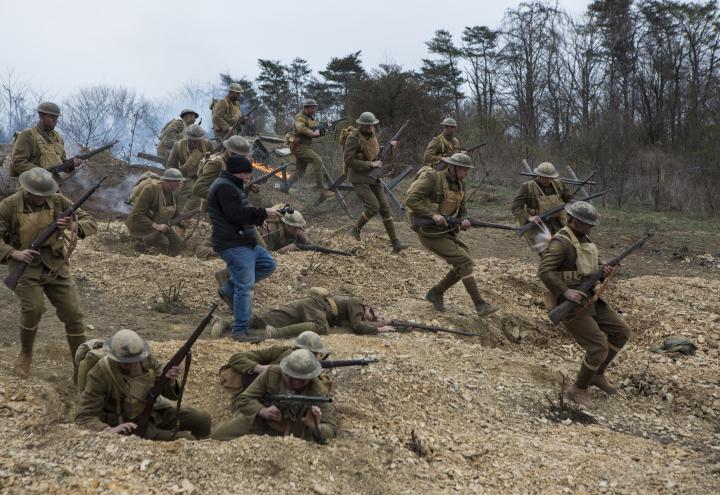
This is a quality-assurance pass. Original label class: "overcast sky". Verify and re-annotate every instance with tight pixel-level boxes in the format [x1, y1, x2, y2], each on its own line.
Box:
[1, 0, 591, 100]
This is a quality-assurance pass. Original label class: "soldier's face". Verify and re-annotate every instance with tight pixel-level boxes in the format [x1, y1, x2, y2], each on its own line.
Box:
[163, 180, 184, 192]
[39, 113, 59, 130]
[28, 194, 48, 206]
[443, 126, 455, 137]
[359, 124, 374, 135]
[570, 218, 593, 236]
[453, 166, 470, 180]
[539, 176, 553, 186]
[283, 374, 310, 392]
[229, 91, 241, 101]
[182, 114, 197, 125]
[304, 106, 317, 117]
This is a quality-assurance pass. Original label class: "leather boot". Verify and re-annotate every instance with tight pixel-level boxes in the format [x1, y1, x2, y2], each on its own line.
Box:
[425, 288, 446, 312]
[462, 277, 499, 317]
[565, 363, 595, 407]
[590, 349, 619, 394]
[13, 353, 32, 379]
[350, 213, 369, 240]
[391, 239, 407, 253]
[475, 302, 499, 317]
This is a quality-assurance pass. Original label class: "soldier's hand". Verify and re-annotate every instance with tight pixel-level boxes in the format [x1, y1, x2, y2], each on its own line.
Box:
[371, 160, 383, 168]
[528, 215, 541, 225]
[249, 184, 260, 194]
[302, 406, 322, 428]
[253, 364, 270, 375]
[105, 422, 137, 435]
[377, 325, 395, 333]
[432, 214, 448, 226]
[73, 158, 83, 167]
[390, 140, 398, 148]
[164, 366, 181, 380]
[152, 223, 170, 233]
[563, 289, 586, 304]
[602, 264, 615, 278]
[10, 249, 40, 263]
[259, 405, 282, 422]
[460, 219, 471, 230]
[265, 208, 282, 221]
[312, 130, 321, 138]
[57, 217, 75, 230]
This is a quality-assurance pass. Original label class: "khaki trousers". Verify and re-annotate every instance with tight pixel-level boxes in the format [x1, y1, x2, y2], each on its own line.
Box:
[563, 300, 631, 370]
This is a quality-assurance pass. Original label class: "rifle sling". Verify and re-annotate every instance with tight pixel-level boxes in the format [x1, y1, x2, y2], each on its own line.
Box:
[172, 352, 192, 438]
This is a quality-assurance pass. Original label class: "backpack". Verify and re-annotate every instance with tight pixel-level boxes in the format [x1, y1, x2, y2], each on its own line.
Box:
[339, 126, 357, 148]
[73, 338, 106, 392]
[127, 171, 161, 205]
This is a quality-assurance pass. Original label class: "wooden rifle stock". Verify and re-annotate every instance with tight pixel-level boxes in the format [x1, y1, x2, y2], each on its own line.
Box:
[412, 216, 519, 233]
[369, 120, 410, 179]
[516, 190, 609, 236]
[50, 140, 119, 174]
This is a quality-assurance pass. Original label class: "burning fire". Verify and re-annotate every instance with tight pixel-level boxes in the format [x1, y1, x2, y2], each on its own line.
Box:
[252, 161, 284, 178]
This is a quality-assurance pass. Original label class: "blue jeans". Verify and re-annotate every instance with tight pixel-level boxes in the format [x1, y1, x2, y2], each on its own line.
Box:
[219, 245, 276, 336]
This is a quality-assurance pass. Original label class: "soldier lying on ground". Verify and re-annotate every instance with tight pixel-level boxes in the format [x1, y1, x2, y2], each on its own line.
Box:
[75, 329, 211, 440]
[211, 349, 335, 443]
[211, 287, 394, 338]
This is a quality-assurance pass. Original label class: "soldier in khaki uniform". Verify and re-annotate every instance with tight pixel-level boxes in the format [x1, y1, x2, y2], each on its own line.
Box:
[156, 109, 199, 161]
[0, 169, 97, 378]
[11, 102, 83, 178]
[211, 349, 336, 443]
[211, 83, 243, 139]
[75, 329, 211, 440]
[405, 153, 498, 318]
[218, 331, 327, 394]
[281, 98, 332, 197]
[345, 112, 406, 252]
[423, 117, 461, 169]
[165, 124, 214, 212]
[538, 202, 631, 407]
[126, 168, 186, 256]
[511, 162, 572, 246]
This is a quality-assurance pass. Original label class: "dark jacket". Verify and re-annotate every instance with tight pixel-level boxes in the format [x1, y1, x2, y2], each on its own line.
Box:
[207, 171, 266, 252]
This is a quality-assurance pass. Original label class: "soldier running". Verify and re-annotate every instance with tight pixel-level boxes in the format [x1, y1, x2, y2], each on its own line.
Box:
[156, 109, 199, 161]
[211, 83, 243, 139]
[422, 118, 462, 169]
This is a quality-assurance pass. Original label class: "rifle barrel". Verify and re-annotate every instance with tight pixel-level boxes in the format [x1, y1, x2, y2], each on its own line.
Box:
[519, 171, 597, 185]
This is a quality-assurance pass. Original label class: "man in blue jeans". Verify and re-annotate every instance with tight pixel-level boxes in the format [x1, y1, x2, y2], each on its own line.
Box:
[207, 155, 282, 342]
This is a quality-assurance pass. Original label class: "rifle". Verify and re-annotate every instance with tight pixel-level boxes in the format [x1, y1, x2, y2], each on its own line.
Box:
[261, 393, 333, 443]
[390, 319, 480, 337]
[215, 104, 261, 152]
[317, 164, 354, 217]
[519, 171, 597, 186]
[548, 232, 654, 324]
[49, 140, 118, 175]
[437, 142, 487, 171]
[247, 163, 289, 187]
[132, 303, 218, 438]
[296, 243, 355, 256]
[320, 358, 378, 368]
[168, 208, 202, 227]
[137, 152, 166, 165]
[516, 190, 608, 236]
[4, 176, 107, 291]
[412, 216, 520, 233]
[369, 120, 410, 179]
[312, 117, 349, 136]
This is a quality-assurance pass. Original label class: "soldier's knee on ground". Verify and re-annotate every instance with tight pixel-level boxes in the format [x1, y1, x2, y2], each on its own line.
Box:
[182, 406, 212, 439]
[210, 415, 253, 441]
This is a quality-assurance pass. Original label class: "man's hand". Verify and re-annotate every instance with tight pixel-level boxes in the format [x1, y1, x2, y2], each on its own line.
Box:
[57, 216, 75, 230]
[258, 405, 282, 422]
[460, 219, 471, 230]
[265, 208, 282, 221]
[277, 243, 299, 254]
[10, 249, 40, 263]
[432, 214, 448, 226]
[377, 325, 395, 333]
[152, 223, 170, 233]
[371, 160, 383, 168]
[602, 265, 616, 278]
[312, 130, 321, 138]
[390, 140, 398, 148]
[73, 158, 83, 167]
[302, 405, 322, 428]
[164, 365, 181, 380]
[563, 289, 587, 304]
[528, 215, 542, 225]
[105, 422, 137, 435]
[252, 364, 270, 375]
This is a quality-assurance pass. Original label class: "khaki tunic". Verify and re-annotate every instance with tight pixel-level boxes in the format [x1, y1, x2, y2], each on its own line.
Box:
[212, 97, 242, 136]
[343, 128, 381, 185]
[166, 138, 214, 212]
[255, 294, 377, 335]
[291, 112, 324, 188]
[511, 179, 572, 235]
[126, 182, 179, 237]
[0, 191, 96, 344]
[211, 366, 335, 442]
[75, 355, 211, 440]
[422, 133, 460, 168]
[156, 119, 186, 160]
[192, 152, 228, 201]
[11, 126, 67, 177]
[538, 228, 631, 369]
[261, 221, 308, 252]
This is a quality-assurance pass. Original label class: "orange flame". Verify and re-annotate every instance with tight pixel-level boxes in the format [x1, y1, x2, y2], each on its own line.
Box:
[252, 161, 284, 178]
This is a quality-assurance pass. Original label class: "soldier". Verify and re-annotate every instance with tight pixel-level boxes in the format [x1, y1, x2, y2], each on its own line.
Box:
[405, 153, 498, 318]
[11, 102, 82, 178]
[511, 161, 572, 241]
[126, 168, 186, 256]
[75, 329, 211, 440]
[423, 118, 461, 169]
[165, 124, 214, 212]
[538, 201, 631, 407]
[218, 331, 327, 394]
[211, 83, 243, 139]
[0, 169, 97, 378]
[156, 109, 199, 161]
[280, 98, 332, 198]
[344, 112, 406, 252]
[208, 155, 281, 343]
[211, 349, 336, 443]
[243, 287, 393, 338]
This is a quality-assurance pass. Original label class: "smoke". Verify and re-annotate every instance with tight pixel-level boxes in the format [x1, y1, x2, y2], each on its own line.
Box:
[66, 166, 140, 215]
[529, 224, 552, 253]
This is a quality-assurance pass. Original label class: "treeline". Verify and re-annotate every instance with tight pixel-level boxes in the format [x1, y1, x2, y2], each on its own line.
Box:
[2, 0, 720, 216]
